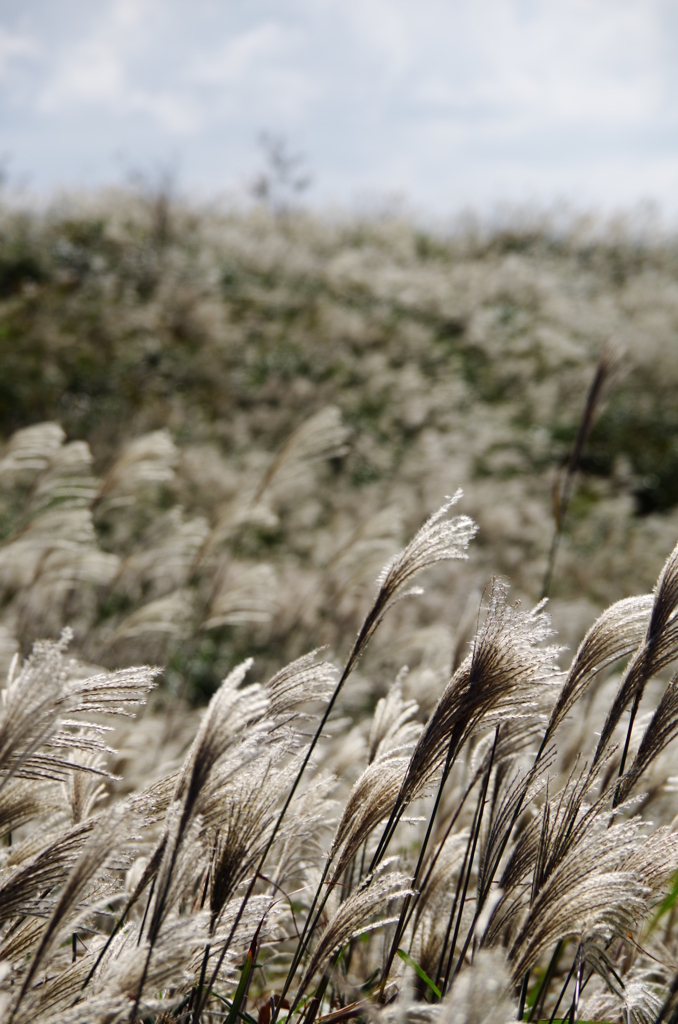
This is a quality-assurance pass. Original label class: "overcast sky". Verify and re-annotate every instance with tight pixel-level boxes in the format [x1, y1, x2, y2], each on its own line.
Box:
[2, 0, 678, 217]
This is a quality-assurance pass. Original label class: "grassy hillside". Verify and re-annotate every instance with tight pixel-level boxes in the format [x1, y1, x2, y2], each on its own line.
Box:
[1, 192, 678, 701]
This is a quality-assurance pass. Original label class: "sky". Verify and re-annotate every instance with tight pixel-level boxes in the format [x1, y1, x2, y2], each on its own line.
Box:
[2, 0, 678, 217]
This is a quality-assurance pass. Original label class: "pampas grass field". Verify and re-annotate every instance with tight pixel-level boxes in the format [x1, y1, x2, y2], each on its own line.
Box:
[1, 190, 678, 1022]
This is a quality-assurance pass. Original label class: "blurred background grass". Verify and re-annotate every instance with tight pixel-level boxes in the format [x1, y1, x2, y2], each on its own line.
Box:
[1, 187, 677, 706]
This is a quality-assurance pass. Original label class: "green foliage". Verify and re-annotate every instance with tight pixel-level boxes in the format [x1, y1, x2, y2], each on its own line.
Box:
[396, 948, 441, 997]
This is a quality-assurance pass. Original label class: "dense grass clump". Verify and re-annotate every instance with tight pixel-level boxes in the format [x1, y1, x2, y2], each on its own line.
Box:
[0, 497, 677, 1022]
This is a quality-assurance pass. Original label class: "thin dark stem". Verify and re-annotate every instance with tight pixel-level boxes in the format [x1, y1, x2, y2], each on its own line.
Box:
[541, 527, 562, 603]
[272, 860, 334, 1024]
[613, 689, 642, 807]
[129, 942, 153, 1023]
[452, 734, 554, 975]
[76, 872, 155, 1002]
[193, 942, 211, 1019]
[570, 945, 584, 1024]
[381, 726, 482, 992]
[526, 939, 563, 1022]
[405, 774, 477, 940]
[137, 874, 157, 946]
[442, 738, 495, 993]
[435, 793, 480, 989]
[654, 971, 678, 1024]
[548, 955, 576, 1024]
[368, 802, 406, 876]
[541, 343, 616, 602]
[517, 972, 529, 1021]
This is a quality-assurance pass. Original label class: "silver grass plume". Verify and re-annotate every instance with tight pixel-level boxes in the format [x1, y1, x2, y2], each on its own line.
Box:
[594, 540, 678, 766]
[264, 649, 338, 729]
[48, 912, 211, 1024]
[506, 817, 678, 985]
[442, 949, 515, 1024]
[12, 959, 94, 1024]
[0, 779, 62, 838]
[395, 580, 562, 813]
[9, 806, 126, 1018]
[294, 869, 412, 1006]
[97, 429, 178, 499]
[204, 892, 283, 985]
[209, 406, 350, 544]
[367, 678, 421, 764]
[0, 633, 72, 786]
[252, 405, 350, 508]
[342, 492, 476, 681]
[580, 976, 664, 1024]
[0, 634, 158, 787]
[542, 594, 653, 748]
[410, 724, 538, 944]
[329, 754, 411, 883]
[0, 422, 65, 488]
[203, 496, 477, 1020]
[328, 681, 422, 882]
[476, 751, 554, 919]
[268, 770, 337, 889]
[147, 659, 268, 944]
[485, 757, 610, 948]
[410, 831, 472, 972]
[173, 658, 267, 806]
[202, 753, 306, 931]
[0, 818, 97, 927]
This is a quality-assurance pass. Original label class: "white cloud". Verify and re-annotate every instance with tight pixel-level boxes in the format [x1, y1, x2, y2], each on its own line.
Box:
[2, 0, 678, 212]
[0, 25, 39, 80]
[39, 41, 124, 110]
[192, 22, 299, 85]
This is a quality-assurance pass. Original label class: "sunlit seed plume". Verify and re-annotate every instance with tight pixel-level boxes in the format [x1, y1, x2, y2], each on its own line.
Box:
[252, 405, 350, 507]
[329, 755, 410, 883]
[264, 649, 338, 724]
[10, 806, 126, 1017]
[543, 593, 653, 746]
[594, 540, 678, 766]
[204, 561, 279, 629]
[294, 869, 412, 1006]
[505, 815, 678, 985]
[367, 678, 421, 764]
[204, 755, 301, 931]
[396, 579, 562, 812]
[97, 430, 179, 500]
[344, 491, 477, 678]
[0, 423, 65, 490]
[443, 949, 515, 1024]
